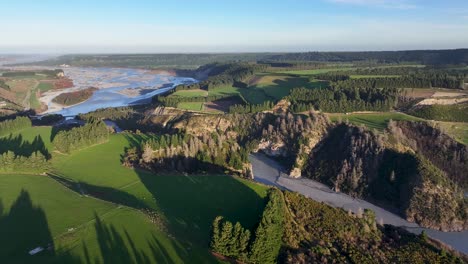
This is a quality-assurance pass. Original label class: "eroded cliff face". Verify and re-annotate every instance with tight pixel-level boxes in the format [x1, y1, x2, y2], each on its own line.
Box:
[390, 120, 468, 189]
[300, 123, 468, 231]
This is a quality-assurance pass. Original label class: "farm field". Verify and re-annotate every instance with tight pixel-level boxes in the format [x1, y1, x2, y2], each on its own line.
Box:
[177, 102, 203, 111]
[166, 73, 329, 112]
[328, 112, 422, 130]
[249, 74, 327, 100]
[51, 133, 269, 262]
[203, 85, 271, 105]
[170, 89, 207, 97]
[278, 67, 355, 75]
[1, 128, 270, 263]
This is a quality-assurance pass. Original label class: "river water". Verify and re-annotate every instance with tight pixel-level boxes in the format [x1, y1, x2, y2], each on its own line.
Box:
[45, 67, 197, 117]
[249, 153, 468, 254]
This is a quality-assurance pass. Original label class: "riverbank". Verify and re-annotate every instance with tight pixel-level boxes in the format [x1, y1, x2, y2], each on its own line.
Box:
[249, 153, 468, 254]
[38, 67, 197, 117]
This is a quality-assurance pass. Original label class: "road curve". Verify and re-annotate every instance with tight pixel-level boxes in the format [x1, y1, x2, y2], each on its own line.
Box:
[249, 153, 468, 254]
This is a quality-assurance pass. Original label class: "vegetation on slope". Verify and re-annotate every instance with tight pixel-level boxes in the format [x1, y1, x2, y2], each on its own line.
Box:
[409, 103, 468, 122]
[53, 120, 109, 153]
[303, 123, 467, 231]
[211, 188, 465, 263]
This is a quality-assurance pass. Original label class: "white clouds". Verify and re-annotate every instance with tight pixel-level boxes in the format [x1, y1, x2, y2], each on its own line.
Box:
[328, 0, 417, 9]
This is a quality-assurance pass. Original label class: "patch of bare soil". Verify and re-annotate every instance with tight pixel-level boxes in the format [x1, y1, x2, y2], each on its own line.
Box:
[417, 97, 468, 106]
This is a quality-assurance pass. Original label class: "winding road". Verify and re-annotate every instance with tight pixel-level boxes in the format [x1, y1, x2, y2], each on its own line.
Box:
[249, 153, 468, 254]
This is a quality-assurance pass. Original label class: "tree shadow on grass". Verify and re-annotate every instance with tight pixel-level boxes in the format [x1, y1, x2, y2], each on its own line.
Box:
[0, 190, 57, 263]
[0, 180, 194, 264]
[135, 171, 268, 262]
[0, 134, 50, 159]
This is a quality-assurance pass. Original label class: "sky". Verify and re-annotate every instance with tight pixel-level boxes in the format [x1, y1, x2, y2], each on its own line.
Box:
[0, 0, 467, 53]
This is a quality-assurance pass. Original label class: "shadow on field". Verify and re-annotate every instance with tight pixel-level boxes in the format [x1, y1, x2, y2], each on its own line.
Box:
[0, 134, 50, 159]
[135, 170, 267, 262]
[0, 184, 192, 263]
[0, 190, 56, 263]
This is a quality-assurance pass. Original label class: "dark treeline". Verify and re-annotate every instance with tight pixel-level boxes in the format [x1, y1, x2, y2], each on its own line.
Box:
[0, 151, 49, 173]
[409, 103, 468, 122]
[27, 49, 468, 68]
[315, 72, 350, 82]
[1, 69, 63, 78]
[32, 114, 64, 126]
[210, 189, 285, 263]
[288, 87, 397, 113]
[331, 74, 464, 90]
[53, 120, 109, 153]
[342, 66, 468, 76]
[228, 101, 275, 114]
[155, 94, 236, 108]
[29, 54, 268, 68]
[78, 107, 136, 122]
[265, 49, 468, 65]
[52, 87, 97, 106]
[0, 116, 32, 137]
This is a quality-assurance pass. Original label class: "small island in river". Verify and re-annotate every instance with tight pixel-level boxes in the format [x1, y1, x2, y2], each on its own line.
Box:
[52, 87, 98, 106]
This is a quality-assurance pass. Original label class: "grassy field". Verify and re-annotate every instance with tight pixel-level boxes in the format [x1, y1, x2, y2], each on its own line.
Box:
[51, 133, 269, 262]
[1, 128, 270, 262]
[4, 126, 53, 150]
[177, 102, 204, 111]
[207, 85, 271, 105]
[250, 75, 327, 100]
[171, 89, 207, 97]
[168, 74, 327, 109]
[37, 82, 54, 92]
[328, 112, 422, 130]
[436, 121, 468, 145]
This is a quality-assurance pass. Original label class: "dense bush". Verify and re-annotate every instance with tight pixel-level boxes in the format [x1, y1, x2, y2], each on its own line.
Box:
[52, 87, 97, 106]
[288, 87, 397, 113]
[229, 101, 274, 114]
[281, 191, 464, 264]
[53, 120, 109, 153]
[409, 103, 468, 122]
[332, 74, 463, 90]
[2, 69, 63, 78]
[0, 116, 32, 137]
[210, 189, 285, 264]
[155, 94, 236, 107]
[0, 151, 49, 174]
[303, 123, 467, 231]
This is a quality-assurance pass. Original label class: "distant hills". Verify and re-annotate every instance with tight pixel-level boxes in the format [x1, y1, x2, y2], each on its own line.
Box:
[12, 48, 468, 68]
